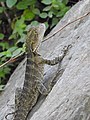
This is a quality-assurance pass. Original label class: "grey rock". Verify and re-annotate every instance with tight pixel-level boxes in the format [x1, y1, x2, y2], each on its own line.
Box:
[0, 0, 90, 120]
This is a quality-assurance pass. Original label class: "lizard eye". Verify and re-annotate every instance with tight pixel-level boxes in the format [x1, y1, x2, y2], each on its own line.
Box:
[33, 30, 37, 34]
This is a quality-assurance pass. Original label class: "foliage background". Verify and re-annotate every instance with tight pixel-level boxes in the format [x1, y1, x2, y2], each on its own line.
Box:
[0, 0, 78, 90]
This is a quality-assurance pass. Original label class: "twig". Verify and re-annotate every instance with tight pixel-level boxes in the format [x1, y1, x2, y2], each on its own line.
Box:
[1, 2, 11, 25]
[0, 11, 90, 68]
[0, 52, 24, 68]
[69, 0, 78, 4]
[43, 11, 90, 42]
[5, 112, 15, 120]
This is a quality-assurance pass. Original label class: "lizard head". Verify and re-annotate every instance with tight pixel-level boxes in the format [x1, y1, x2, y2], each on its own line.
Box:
[26, 23, 46, 52]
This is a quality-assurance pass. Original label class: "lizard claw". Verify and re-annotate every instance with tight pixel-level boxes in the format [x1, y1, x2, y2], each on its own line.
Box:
[62, 44, 72, 52]
[5, 112, 15, 120]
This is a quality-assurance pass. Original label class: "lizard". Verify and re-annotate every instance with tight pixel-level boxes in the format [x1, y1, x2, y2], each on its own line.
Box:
[5, 23, 71, 120]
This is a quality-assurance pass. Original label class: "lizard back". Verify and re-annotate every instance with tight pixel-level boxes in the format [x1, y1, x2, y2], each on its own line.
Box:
[13, 24, 70, 120]
[13, 24, 46, 120]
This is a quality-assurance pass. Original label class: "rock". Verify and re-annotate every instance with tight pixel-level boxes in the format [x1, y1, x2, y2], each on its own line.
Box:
[0, 0, 90, 120]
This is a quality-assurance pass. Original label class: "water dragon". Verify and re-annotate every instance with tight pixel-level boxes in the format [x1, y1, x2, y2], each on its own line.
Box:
[6, 23, 71, 120]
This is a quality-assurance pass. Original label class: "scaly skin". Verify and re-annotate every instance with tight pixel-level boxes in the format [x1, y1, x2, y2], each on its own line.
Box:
[14, 24, 46, 120]
[13, 24, 71, 120]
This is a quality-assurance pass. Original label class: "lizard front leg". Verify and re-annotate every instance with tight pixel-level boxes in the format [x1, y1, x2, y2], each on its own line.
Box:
[37, 45, 71, 95]
[42, 45, 71, 66]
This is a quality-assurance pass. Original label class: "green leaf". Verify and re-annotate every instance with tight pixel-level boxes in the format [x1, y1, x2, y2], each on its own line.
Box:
[33, 8, 40, 15]
[0, 20, 2, 24]
[51, 18, 59, 28]
[52, 4, 59, 9]
[48, 11, 53, 18]
[17, 35, 26, 43]
[16, 0, 36, 10]
[25, 21, 39, 31]
[0, 42, 9, 50]
[0, 51, 6, 57]
[23, 9, 35, 21]
[58, 2, 66, 9]
[4, 67, 11, 74]
[51, 0, 60, 10]
[0, 85, 5, 92]
[43, 6, 51, 11]
[30, 21, 39, 26]
[13, 16, 26, 36]
[40, 12, 48, 18]
[0, 0, 6, 2]
[1, 56, 7, 62]
[44, 22, 49, 29]
[12, 48, 23, 57]
[42, 0, 52, 5]
[16, 2, 28, 10]
[0, 33, 4, 39]
[0, 7, 4, 13]
[6, 50, 12, 57]
[0, 73, 5, 79]
[22, 43, 26, 52]
[56, 7, 70, 17]
[8, 46, 18, 52]
[6, 0, 17, 8]
[9, 33, 17, 40]
[0, 49, 12, 58]
[62, 0, 69, 5]
[0, 69, 5, 78]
